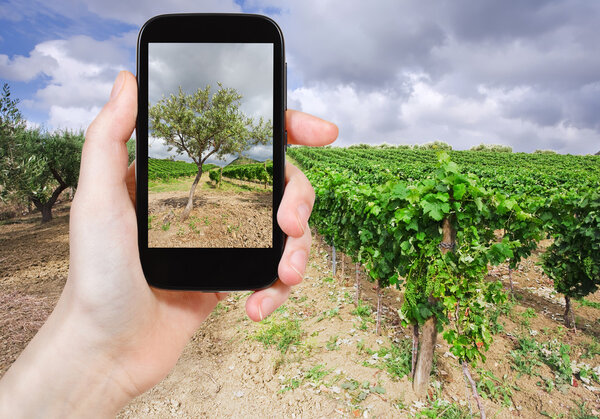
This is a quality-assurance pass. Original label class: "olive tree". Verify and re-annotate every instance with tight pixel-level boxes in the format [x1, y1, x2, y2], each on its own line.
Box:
[149, 83, 272, 221]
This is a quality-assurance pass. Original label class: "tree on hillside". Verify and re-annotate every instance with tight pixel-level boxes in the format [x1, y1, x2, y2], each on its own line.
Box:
[149, 83, 272, 221]
[1, 84, 84, 222]
[0, 83, 26, 190]
[2, 129, 84, 222]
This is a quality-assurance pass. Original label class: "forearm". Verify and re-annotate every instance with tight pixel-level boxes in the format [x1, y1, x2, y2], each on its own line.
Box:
[0, 300, 131, 418]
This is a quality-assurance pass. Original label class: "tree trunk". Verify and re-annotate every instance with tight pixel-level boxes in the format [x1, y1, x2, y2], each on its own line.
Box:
[181, 168, 203, 221]
[376, 282, 382, 336]
[411, 324, 419, 378]
[412, 216, 455, 396]
[564, 295, 576, 329]
[462, 361, 486, 419]
[413, 316, 437, 396]
[31, 182, 67, 224]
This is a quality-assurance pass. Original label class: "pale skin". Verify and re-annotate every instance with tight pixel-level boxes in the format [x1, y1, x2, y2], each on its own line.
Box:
[0, 71, 338, 417]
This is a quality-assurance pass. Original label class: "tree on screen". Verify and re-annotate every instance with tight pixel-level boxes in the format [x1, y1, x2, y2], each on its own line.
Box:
[149, 83, 272, 221]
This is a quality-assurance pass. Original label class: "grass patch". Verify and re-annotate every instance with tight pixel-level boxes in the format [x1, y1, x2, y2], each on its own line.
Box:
[362, 340, 412, 380]
[149, 175, 197, 193]
[577, 297, 600, 310]
[412, 400, 472, 419]
[254, 316, 303, 353]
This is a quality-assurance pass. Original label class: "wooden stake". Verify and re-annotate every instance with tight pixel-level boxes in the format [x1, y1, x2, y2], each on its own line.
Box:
[332, 244, 336, 276]
[376, 282, 382, 336]
[355, 262, 360, 306]
[462, 361, 486, 419]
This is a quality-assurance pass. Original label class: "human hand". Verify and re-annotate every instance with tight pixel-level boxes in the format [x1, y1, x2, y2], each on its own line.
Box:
[0, 71, 337, 417]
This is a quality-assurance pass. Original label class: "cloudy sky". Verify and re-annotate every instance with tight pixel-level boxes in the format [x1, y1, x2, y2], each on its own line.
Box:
[148, 43, 272, 163]
[1, 0, 599, 154]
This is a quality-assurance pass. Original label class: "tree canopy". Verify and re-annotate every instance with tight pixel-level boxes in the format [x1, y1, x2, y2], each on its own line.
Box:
[149, 83, 272, 167]
[1, 83, 83, 222]
[149, 83, 272, 220]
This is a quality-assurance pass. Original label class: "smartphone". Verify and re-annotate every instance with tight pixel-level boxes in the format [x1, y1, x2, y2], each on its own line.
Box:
[136, 14, 286, 290]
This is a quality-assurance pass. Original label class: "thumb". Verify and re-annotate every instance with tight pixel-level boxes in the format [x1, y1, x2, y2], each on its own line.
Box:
[76, 71, 137, 206]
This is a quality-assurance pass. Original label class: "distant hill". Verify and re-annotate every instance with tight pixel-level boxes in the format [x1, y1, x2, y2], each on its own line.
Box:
[596, 150, 600, 155]
[226, 156, 260, 167]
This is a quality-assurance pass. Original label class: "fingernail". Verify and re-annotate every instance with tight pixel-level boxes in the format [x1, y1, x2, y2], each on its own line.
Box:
[260, 297, 276, 320]
[110, 71, 125, 101]
[296, 203, 310, 233]
[290, 250, 307, 280]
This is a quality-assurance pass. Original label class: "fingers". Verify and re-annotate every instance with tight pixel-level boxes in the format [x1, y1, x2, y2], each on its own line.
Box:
[245, 280, 291, 322]
[77, 71, 137, 203]
[278, 225, 312, 286]
[277, 162, 314, 238]
[286, 109, 338, 146]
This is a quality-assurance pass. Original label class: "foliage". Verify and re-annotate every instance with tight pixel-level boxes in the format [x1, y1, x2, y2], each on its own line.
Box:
[470, 143, 512, 152]
[211, 161, 273, 185]
[148, 158, 215, 181]
[1, 128, 83, 221]
[149, 84, 272, 167]
[415, 140, 452, 150]
[541, 191, 600, 300]
[254, 315, 303, 353]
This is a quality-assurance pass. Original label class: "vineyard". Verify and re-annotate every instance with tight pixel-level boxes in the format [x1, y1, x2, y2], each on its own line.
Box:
[148, 158, 217, 181]
[288, 145, 600, 417]
[209, 161, 273, 186]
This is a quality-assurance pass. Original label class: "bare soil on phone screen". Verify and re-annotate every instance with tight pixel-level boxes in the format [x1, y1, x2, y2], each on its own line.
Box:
[1, 195, 600, 418]
[147, 173, 272, 248]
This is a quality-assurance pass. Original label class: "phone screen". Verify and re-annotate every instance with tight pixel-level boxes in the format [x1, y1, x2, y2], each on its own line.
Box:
[147, 43, 273, 249]
[137, 14, 285, 290]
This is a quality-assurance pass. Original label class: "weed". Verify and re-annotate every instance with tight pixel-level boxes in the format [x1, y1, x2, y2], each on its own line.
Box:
[577, 298, 600, 310]
[203, 216, 211, 225]
[317, 307, 341, 322]
[326, 335, 340, 351]
[521, 307, 537, 319]
[161, 221, 171, 231]
[475, 369, 515, 407]
[366, 341, 412, 380]
[148, 215, 155, 230]
[322, 276, 334, 283]
[279, 377, 301, 393]
[412, 399, 471, 419]
[581, 338, 600, 359]
[305, 364, 331, 383]
[352, 300, 373, 319]
[571, 401, 597, 419]
[509, 335, 573, 388]
[254, 316, 303, 353]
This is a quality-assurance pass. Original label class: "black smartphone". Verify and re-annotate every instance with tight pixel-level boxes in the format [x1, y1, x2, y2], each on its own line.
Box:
[136, 14, 286, 291]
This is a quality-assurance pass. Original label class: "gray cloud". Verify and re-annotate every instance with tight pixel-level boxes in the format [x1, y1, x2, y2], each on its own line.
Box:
[149, 43, 273, 162]
[3, 0, 600, 154]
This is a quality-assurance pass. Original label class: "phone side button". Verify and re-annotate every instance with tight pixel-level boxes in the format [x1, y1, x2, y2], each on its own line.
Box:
[284, 62, 287, 111]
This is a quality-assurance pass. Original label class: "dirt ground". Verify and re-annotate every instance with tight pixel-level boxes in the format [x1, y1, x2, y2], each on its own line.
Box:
[1, 200, 600, 418]
[148, 174, 272, 248]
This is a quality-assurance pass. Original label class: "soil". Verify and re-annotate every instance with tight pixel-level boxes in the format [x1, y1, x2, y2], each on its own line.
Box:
[1, 199, 600, 418]
[148, 174, 271, 248]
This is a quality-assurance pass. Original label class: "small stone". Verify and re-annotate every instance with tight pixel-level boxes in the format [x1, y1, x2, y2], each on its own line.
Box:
[249, 352, 262, 363]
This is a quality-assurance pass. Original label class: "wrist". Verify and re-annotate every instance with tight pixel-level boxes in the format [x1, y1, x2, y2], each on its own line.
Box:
[0, 298, 133, 418]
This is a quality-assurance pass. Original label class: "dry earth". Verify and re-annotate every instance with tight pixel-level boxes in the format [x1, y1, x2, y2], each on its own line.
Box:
[148, 175, 271, 248]
[1, 199, 600, 418]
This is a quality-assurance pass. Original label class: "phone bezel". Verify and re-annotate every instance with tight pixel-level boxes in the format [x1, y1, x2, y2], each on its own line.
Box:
[136, 14, 285, 291]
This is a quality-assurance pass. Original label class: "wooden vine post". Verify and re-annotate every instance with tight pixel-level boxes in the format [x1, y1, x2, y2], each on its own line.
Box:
[412, 216, 455, 396]
[355, 262, 361, 306]
[218, 166, 223, 188]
